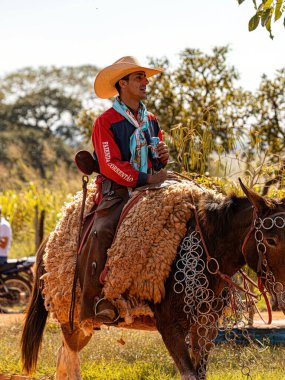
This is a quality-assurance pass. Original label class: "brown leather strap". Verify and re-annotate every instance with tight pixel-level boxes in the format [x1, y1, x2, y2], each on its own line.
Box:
[69, 175, 89, 330]
[114, 190, 147, 240]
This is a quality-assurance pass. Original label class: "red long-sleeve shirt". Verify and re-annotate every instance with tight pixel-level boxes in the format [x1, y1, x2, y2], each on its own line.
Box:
[92, 107, 163, 188]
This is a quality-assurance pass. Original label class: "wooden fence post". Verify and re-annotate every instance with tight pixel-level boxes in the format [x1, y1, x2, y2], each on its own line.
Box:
[34, 205, 39, 252]
[34, 205, 45, 252]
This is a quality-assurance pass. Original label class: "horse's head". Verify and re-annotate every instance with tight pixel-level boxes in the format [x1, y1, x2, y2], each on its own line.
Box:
[239, 179, 285, 313]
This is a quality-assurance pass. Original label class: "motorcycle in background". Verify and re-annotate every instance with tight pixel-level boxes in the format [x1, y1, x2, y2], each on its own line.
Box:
[0, 256, 35, 313]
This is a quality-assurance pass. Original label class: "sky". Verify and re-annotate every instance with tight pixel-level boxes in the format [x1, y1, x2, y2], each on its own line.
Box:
[0, 0, 284, 92]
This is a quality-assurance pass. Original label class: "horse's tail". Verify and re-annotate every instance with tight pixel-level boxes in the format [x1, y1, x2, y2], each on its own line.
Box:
[20, 238, 49, 374]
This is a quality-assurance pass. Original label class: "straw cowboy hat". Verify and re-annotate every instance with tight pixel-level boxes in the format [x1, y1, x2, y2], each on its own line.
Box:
[94, 56, 164, 99]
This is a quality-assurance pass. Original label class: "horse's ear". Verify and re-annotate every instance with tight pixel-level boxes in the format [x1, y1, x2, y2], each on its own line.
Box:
[238, 178, 268, 214]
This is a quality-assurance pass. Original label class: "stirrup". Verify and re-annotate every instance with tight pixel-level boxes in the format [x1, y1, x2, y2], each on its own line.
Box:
[94, 297, 120, 324]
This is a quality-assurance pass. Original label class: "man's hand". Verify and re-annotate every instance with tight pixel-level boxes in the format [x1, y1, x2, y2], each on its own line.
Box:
[156, 141, 169, 165]
[0, 237, 8, 249]
[147, 169, 179, 184]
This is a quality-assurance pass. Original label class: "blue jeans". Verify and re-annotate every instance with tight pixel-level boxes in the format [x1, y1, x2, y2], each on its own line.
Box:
[0, 256, 7, 264]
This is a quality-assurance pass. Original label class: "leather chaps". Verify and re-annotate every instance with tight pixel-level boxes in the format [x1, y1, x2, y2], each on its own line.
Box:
[78, 185, 129, 322]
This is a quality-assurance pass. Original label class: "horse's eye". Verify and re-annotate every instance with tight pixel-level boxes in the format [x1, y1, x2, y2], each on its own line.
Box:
[265, 237, 277, 247]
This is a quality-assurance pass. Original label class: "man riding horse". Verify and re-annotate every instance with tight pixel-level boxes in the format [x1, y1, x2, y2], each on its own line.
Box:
[79, 56, 173, 324]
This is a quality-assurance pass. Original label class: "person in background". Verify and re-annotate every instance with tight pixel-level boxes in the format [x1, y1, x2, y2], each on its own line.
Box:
[79, 56, 173, 324]
[0, 206, 12, 264]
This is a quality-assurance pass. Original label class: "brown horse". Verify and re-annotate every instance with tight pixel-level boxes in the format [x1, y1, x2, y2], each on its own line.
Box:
[20, 181, 285, 380]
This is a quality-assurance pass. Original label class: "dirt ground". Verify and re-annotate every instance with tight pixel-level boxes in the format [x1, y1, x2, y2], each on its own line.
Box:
[0, 310, 285, 327]
[0, 313, 24, 327]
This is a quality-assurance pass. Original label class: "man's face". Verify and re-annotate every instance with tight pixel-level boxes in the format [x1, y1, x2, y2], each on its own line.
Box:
[120, 71, 149, 101]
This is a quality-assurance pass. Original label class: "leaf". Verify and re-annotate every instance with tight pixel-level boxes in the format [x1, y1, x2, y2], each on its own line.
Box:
[252, 0, 258, 10]
[248, 13, 260, 30]
[237, 0, 246, 4]
[261, 8, 271, 26]
[263, 0, 274, 10]
[275, 0, 283, 21]
[265, 8, 274, 36]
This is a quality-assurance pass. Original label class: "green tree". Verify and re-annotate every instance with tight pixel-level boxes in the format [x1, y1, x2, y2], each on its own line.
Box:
[146, 47, 252, 173]
[0, 65, 101, 145]
[0, 65, 104, 145]
[0, 66, 98, 187]
[0, 65, 98, 102]
[250, 68, 285, 155]
[237, 0, 285, 39]
[2, 87, 81, 143]
[247, 68, 285, 194]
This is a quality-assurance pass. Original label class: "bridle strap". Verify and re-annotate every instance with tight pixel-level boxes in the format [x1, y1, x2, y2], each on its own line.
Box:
[257, 276, 272, 324]
[241, 223, 255, 261]
[241, 207, 277, 325]
[241, 208, 257, 262]
[239, 269, 272, 324]
[241, 208, 265, 276]
[192, 206, 258, 298]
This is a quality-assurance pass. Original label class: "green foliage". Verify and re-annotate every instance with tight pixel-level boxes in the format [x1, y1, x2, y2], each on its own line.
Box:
[238, 0, 285, 38]
[1, 51, 284, 189]
[1, 51, 284, 200]
[249, 69, 285, 156]
[0, 65, 99, 145]
[1, 85, 82, 145]
[76, 107, 107, 144]
[0, 65, 99, 189]
[145, 47, 284, 192]
[0, 125, 80, 190]
[0, 182, 78, 257]
[170, 108, 232, 174]
[76, 109, 97, 143]
[147, 47, 251, 173]
[5, 87, 82, 141]
[0, 65, 98, 102]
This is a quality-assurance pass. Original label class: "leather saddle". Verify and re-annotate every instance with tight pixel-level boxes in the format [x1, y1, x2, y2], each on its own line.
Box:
[74, 150, 100, 175]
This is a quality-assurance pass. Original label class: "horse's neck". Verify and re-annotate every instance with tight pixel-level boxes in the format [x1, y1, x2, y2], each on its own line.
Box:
[205, 197, 253, 277]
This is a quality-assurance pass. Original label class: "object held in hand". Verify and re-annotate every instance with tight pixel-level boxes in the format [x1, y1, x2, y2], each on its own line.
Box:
[150, 137, 160, 158]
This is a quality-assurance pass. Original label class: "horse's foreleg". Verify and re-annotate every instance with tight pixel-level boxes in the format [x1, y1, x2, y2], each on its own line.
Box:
[56, 324, 92, 380]
[56, 344, 68, 380]
[157, 322, 198, 380]
[154, 302, 198, 380]
[189, 322, 218, 380]
[56, 341, 82, 380]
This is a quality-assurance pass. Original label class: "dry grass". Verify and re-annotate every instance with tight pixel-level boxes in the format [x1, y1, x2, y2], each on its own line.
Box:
[0, 317, 285, 379]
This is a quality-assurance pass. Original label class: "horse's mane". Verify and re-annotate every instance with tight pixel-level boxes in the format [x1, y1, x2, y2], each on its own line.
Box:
[198, 192, 251, 236]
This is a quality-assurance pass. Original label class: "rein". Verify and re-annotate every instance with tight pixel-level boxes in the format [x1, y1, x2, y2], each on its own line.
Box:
[241, 210, 285, 324]
[240, 208, 272, 323]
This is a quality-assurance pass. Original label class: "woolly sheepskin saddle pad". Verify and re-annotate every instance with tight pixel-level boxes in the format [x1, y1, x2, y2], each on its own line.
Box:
[42, 179, 206, 326]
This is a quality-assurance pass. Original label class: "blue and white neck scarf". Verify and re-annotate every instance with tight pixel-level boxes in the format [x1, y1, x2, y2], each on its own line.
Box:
[113, 97, 149, 173]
